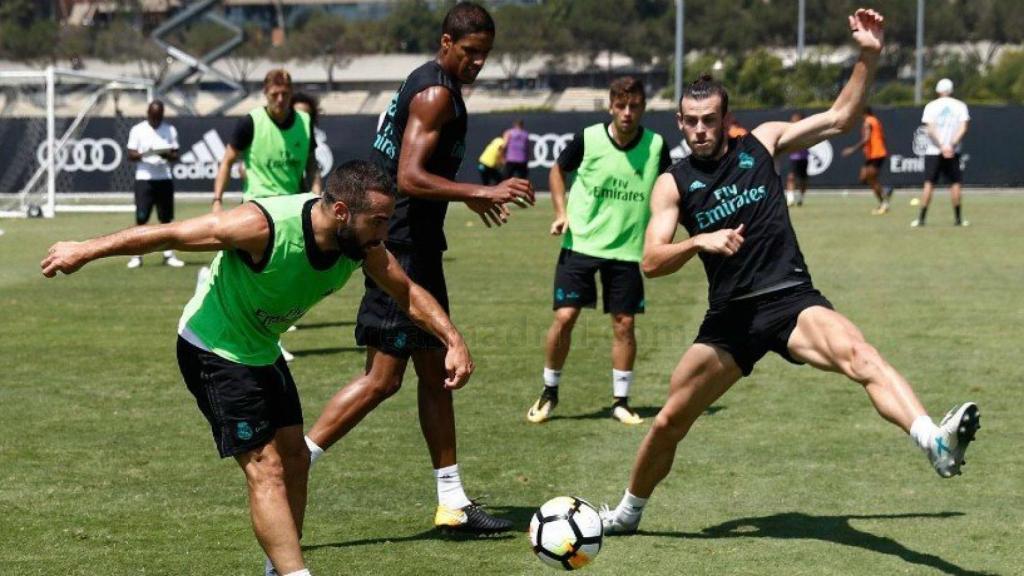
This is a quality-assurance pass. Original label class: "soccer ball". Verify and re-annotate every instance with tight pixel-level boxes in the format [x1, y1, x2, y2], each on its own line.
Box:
[529, 496, 603, 570]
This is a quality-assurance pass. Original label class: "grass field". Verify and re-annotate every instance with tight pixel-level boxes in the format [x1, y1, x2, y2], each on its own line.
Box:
[1, 193, 1022, 575]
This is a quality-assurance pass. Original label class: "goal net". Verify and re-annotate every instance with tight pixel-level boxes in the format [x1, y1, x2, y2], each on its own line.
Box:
[0, 67, 153, 218]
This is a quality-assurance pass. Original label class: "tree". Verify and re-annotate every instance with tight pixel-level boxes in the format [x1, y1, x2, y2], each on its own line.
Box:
[491, 4, 547, 87]
[289, 11, 365, 91]
[223, 23, 270, 85]
[381, 0, 442, 53]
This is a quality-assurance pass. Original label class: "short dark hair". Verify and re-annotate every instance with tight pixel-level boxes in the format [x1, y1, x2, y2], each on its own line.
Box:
[291, 91, 321, 125]
[864, 105, 874, 115]
[442, 2, 495, 43]
[681, 73, 729, 116]
[610, 76, 646, 104]
[323, 160, 394, 213]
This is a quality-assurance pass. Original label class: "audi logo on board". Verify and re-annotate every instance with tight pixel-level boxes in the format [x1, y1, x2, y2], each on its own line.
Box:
[528, 133, 574, 169]
[36, 138, 122, 173]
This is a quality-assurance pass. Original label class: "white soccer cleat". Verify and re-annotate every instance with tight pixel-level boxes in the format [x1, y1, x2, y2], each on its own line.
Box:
[611, 403, 643, 425]
[127, 256, 142, 269]
[929, 402, 980, 478]
[910, 219, 924, 228]
[163, 255, 185, 268]
[527, 391, 558, 424]
[599, 503, 642, 535]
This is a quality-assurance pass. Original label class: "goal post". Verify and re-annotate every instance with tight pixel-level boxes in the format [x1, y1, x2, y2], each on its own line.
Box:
[0, 66, 154, 218]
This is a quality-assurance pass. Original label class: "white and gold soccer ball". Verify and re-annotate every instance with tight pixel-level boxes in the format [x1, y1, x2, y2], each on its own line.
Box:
[529, 496, 603, 571]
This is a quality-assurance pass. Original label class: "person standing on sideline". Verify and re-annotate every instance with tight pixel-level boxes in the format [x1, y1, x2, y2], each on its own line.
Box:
[125, 100, 183, 269]
[913, 78, 970, 227]
[42, 160, 475, 576]
[211, 69, 320, 210]
[784, 112, 810, 207]
[303, 2, 534, 535]
[527, 76, 671, 426]
[477, 134, 506, 185]
[842, 106, 893, 214]
[600, 9, 980, 536]
[503, 119, 530, 179]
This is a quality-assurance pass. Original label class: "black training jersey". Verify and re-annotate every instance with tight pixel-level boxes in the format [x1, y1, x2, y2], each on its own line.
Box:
[669, 135, 812, 307]
[371, 60, 467, 252]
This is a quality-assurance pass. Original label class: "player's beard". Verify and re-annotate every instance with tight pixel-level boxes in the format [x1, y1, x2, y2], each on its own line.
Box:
[335, 225, 372, 261]
[689, 133, 726, 161]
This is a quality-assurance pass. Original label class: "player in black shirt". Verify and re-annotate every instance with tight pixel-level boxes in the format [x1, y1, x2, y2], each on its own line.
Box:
[602, 9, 979, 535]
[303, 2, 533, 535]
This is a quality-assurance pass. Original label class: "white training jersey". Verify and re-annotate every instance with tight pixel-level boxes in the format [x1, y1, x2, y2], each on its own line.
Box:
[127, 121, 179, 180]
[921, 97, 969, 155]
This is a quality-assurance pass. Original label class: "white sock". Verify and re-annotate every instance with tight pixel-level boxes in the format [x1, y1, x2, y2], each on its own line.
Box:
[543, 367, 561, 388]
[305, 435, 324, 466]
[612, 369, 633, 399]
[616, 490, 648, 515]
[264, 557, 276, 576]
[910, 414, 939, 453]
[162, 250, 174, 259]
[435, 464, 472, 509]
[283, 570, 311, 576]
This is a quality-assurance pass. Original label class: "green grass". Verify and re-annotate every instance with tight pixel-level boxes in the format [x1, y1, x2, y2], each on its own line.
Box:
[1, 193, 1022, 575]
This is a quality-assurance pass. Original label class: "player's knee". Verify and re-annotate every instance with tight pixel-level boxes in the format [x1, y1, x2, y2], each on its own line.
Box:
[842, 340, 882, 382]
[651, 411, 690, 443]
[611, 314, 635, 336]
[553, 308, 580, 331]
[366, 371, 403, 400]
[248, 449, 287, 490]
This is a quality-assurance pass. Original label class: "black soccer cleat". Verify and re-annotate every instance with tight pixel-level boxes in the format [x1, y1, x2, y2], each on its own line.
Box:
[435, 502, 513, 535]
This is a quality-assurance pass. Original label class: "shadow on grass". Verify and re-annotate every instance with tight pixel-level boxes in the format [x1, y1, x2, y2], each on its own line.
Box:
[293, 321, 357, 330]
[554, 404, 725, 422]
[290, 346, 365, 358]
[635, 511, 996, 576]
[303, 505, 533, 550]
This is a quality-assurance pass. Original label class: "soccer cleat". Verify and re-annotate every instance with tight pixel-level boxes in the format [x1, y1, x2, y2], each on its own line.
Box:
[599, 503, 642, 535]
[527, 391, 558, 423]
[871, 205, 889, 215]
[611, 400, 643, 425]
[955, 220, 970, 227]
[910, 219, 925, 227]
[929, 402, 980, 478]
[163, 255, 185, 268]
[127, 256, 142, 269]
[434, 502, 513, 534]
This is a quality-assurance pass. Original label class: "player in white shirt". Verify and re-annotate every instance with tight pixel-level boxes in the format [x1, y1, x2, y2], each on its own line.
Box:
[126, 100, 184, 268]
[913, 78, 970, 227]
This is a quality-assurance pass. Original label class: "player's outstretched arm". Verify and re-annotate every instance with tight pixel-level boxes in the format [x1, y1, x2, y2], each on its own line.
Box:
[842, 119, 872, 157]
[642, 174, 746, 278]
[754, 8, 884, 157]
[41, 203, 270, 278]
[362, 245, 473, 390]
[398, 86, 534, 227]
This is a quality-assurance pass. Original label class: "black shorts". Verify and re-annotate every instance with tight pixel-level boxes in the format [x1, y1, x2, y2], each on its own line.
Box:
[553, 248, 645, 314]
[177, 337, 302, 458]
[925, 154, 963, 185]
[355, 246, 449, 358]
[134, 179, 174, 225]
[504, 162, 529, 179]
[477, 164, 502, 185]
[790, 159, 809, 180]
[865, 157, 886, 169]
[695, 284, 833, 376]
